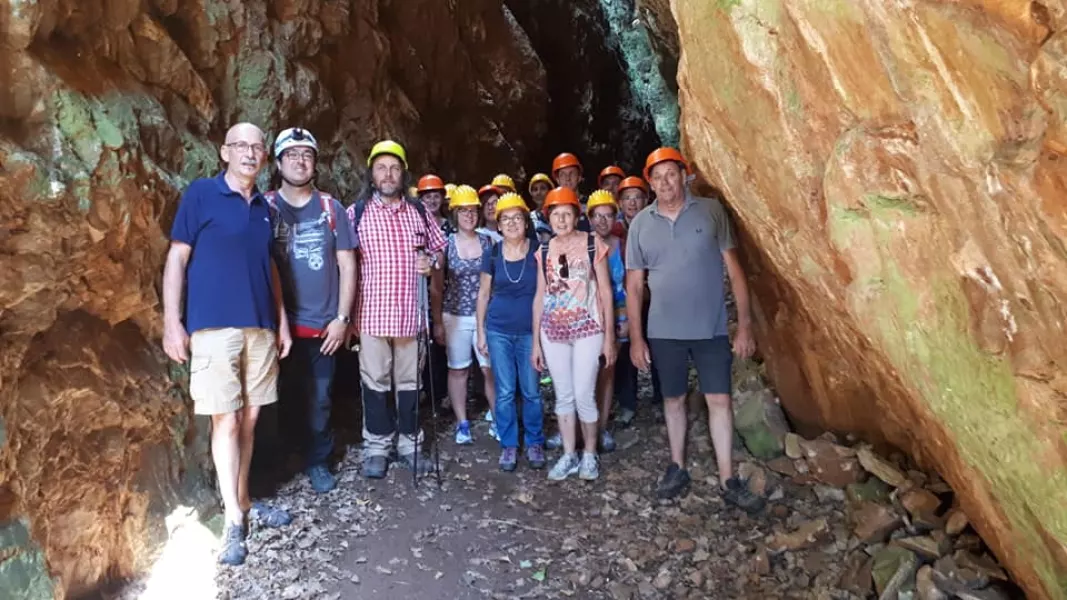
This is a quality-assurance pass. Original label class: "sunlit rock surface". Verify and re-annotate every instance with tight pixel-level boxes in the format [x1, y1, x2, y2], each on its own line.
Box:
[670, 1, 1067, 598]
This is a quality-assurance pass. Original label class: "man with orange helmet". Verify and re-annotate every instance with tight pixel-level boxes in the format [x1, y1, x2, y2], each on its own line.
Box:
[597, 165, 625, 196]
[625, 147, 762, 511]
[551, 152, 592, 233]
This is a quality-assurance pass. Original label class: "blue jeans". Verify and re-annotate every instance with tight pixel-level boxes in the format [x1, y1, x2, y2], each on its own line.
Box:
[486, 330, 543, 448]
[279, 337, 335, 468]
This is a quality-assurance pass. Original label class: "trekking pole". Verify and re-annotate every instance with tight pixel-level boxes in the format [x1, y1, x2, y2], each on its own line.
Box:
[412, 234, 442, 488]
[417, 255, 443, 486]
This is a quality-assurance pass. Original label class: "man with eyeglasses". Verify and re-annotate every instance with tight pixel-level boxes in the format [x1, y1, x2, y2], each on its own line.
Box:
[264, 128, 357, 494]
[349, 140, 446, 480]
[163, 122, 294, 566]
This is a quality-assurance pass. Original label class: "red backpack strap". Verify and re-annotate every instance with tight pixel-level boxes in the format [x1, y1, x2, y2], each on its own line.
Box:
[319, 192, 337, 234]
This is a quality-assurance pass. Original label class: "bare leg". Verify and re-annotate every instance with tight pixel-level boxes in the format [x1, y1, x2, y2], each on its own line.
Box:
[211, 412, 243, 525]
[595, 365, 615, 432]
[482, 367, 496, 414]
[663, 395, 687, 466]
[448, 368, 469, 423]
[558, 412, 577, 454]
[580, 420, 598, 454]
[705, 393, 733, 485]
[237, 405, 261, 513]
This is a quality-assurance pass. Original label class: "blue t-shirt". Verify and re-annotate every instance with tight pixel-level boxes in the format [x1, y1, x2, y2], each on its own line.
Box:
[481, 241, 538, 335]
[170, 173, 276, 333]
[267, 190, 357, 333]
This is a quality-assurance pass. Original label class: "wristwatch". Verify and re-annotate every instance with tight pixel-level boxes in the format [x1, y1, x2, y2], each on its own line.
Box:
[336, 314, 351, 324]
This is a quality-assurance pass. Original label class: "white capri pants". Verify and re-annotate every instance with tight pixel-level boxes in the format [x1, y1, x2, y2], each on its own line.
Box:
[541, 332, 603, 423]
[442, 313, 490, 370]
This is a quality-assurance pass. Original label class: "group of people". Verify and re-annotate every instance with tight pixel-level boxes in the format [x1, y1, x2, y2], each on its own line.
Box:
[161, 122, 764, 566]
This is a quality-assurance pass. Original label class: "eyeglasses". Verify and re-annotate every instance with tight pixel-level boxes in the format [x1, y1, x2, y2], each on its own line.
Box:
[559, 254, 569, 279]
[225, 141, 266, 155]
[591, 212, 615, 221]
[499, 215, 525, 225]
[283, 150, 315, 162]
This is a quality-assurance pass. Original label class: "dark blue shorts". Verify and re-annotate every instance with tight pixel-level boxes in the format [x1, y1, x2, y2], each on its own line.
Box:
[648, 336, 732, 398]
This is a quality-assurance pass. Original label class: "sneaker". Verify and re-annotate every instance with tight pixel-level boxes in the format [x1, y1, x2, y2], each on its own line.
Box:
[483, 410, 494, 423]
[526, 444, 546, 470]
[655, 463, 691, 500]
[363, 454, 388, 479]
[218, 523, 247, 566]
[488, 421, 500, 442]
[306, 464, 336, 494]
[398, 452, 436, 476]
[248, 502, 292, 528]
[598, 429, 617, 453]
[723, 476, 767, 513]
[545, 431, 563, 450]
[578, 452, 599, 481]
[455, 420, 473, 445]
[547, 452, 581, 481]
[499, 447, 518, 472]
[615, 408, 636, 427]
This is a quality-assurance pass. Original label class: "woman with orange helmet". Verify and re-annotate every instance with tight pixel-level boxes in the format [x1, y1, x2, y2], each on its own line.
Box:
[475, 185, 505, 243]
[532, 187, 616, 482]
[416, 173, 455, 237]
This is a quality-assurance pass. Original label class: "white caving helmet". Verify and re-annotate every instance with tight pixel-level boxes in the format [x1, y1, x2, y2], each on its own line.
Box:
[274, 127, 319, 159]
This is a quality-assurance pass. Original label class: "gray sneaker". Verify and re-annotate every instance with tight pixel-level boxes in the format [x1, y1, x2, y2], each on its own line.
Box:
[615, 408, 636, 427]
[547, 452, 581, 481]
[545, 431, 563, 450]
[218, 523, 247, 566]
[578, 452, 599, 480]
[398, 453, 436, 476]
[598, 429, 616, 453]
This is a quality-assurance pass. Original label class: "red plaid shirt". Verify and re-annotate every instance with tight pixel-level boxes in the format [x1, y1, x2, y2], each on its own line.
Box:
[350, 194, 446, 337]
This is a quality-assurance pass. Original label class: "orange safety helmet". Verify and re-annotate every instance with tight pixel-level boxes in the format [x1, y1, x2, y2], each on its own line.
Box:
[643, 147, 691, 181]
[478, 184, 504, 198]
[542, 186, 581, 213]
[617, 176, 649, 195]
[417, 174, 445, 193]
[597, 165, 625, 187]
[551, 152, 583, 177]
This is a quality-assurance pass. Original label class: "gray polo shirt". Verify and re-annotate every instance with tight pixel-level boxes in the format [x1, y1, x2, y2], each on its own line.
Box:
[625, 191, 735, 340]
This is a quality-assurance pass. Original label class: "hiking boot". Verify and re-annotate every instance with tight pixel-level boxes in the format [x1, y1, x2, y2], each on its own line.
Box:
[655, 463, 691, 500]
[248, 502, 291, 528]
[547, 452, 581, 481]
[218, 523, 247, 566]
[363, 454, 388, 479]
[598, 429, 617, 453]
[578, 452, 599, 481]
[723, 476, 767, 513]
[499, 447, 518, 472]
[455, 420, 473, 445]
[398, 452, 436, 476]
[307, 464, 336, 494]
[545, 431, 563, 450]
[615, 408, 636, 428]
[526, 444, 546, 470]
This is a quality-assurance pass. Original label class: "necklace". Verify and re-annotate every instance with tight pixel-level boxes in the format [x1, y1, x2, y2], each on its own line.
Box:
[501, 240, 528, 284]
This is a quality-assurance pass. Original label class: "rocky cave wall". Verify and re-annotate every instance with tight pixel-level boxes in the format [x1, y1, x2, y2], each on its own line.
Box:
[665, 1, 1067, 599]
[0, 0, 664, 597]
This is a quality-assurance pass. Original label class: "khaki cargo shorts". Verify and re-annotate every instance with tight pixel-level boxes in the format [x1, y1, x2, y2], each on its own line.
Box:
[189, 327, 279, 415]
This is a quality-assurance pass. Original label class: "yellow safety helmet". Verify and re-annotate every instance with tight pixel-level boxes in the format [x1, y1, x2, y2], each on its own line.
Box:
[527, 172, 553, 194]
[585, 189, 618, 216]
[444, 183, 457, 200]
[495, 192, 530, 218]
[448, 184, 481, 209]
[366, 139, 407, 168]
[491, 174, 517, 192]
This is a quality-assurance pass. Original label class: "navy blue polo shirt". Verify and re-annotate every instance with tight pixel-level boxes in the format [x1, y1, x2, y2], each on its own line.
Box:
[170, 172, 276, 333]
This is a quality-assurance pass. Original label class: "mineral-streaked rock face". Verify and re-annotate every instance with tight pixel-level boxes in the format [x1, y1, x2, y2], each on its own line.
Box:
[0, 0, 616, 595]
[671, 1, 1067, 598]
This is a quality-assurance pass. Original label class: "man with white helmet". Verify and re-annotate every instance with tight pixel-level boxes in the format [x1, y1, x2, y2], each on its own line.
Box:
[265, 127, 357, 493]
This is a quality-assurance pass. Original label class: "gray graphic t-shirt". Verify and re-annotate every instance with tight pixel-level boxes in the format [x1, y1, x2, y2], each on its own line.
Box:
[268, 190, 356, 333]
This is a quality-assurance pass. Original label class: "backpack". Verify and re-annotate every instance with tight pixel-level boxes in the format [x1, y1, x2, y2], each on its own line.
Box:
[348, 196, 432, 248]
[541, 232, 596, 280]
[264, 190, 337, 237]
